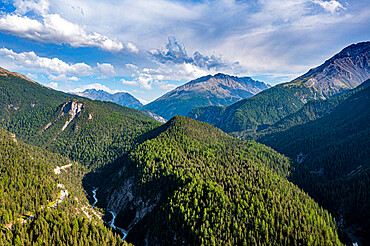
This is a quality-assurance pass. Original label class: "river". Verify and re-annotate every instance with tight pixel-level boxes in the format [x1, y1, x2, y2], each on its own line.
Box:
[109, 211, 128, 241]
[91, 188, 128, 241]
[92, 188, 98, 207]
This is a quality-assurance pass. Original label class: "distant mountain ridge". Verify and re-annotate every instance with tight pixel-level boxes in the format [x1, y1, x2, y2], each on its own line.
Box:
[143, 73, 270, 119]
[188, 42, 370, 136]
[76, 89, 143, 109]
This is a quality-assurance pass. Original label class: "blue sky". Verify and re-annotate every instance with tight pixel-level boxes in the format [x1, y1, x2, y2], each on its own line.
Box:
[0, 0, 369, 103]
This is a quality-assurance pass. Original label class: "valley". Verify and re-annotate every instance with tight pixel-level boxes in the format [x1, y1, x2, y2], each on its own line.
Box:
[0, 41, 368, 245]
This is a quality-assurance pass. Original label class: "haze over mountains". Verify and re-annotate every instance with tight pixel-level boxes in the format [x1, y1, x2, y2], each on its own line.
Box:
[75, 89, 143, 109]
[0, 41, 369, 245]
[143, 73, 270, 119]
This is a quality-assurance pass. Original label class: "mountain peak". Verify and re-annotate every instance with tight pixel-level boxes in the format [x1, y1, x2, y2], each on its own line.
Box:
[213, 73, 232, 78]
[336, 41, 370, 57]
[143, 73, 270, 119]
[290, 41, 370, 98]
[76, 89, 143, 109]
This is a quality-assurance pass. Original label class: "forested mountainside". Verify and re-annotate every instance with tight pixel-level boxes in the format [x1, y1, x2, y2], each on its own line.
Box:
[0, 127, 128, 245]
[75, 89, 143, 109]
[0, 59, 359, 245]
[143, 73, 270, 120]
[257, 79, 370, 244]
[97, 116, 342, 245]
[252, 79, 370, 138]
[0, 67, 160, 170]
[188, 42, 369, 137]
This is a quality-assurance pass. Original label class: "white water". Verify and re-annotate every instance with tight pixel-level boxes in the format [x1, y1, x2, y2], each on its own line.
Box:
[92, 188, 98, 207]
[109, 211, 128, 241]
[90, 188, 128, 241]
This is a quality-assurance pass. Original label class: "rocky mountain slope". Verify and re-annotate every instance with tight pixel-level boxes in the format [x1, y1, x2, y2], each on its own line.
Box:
[289, 42, 370, 98]
[143, 73, 270, 119]
[75, 89, 143, 109]
[188, 42, 370, 137]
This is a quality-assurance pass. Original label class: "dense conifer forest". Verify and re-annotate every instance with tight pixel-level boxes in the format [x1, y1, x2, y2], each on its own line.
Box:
[0, 127, 128, 245]
[0, 42, 368, 245]
[101, 116, 342, 245]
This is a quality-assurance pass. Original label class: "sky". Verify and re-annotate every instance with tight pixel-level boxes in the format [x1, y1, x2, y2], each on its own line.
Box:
[0, 0, 369, 104]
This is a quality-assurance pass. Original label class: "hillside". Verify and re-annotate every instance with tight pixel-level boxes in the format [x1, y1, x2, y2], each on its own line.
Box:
[188, 42, 370, 137]
[0, 67, 160, 170]
[143, 73, 270, 119]
[97, 116, 342, 245]
[75, 89, 143, 109]
[259, 80, 369, 178]
[253, 79, 370, 138]
[257, 80, 370, 244]
[0, 127, 127, 245]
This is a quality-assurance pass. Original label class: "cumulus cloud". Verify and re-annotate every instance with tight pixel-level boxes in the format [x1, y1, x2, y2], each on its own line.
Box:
[312, 0, 345, 13]
[125, 62, 209, 90]
[13, 0, 50, 16]
[0, 14, 124, 52]
[126, 42, 139, 53]
[0, 0, 124, 52]
[0, 47, 115, 79]
[0, 48, 93, 76]
[48, 74, 79, 81]
[150, 36, 240, 71]
[126, 63, 138, 70]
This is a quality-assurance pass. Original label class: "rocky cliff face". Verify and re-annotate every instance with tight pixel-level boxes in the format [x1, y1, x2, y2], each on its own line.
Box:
[143, 73, 270, 119]
[60, 100, 84, 133]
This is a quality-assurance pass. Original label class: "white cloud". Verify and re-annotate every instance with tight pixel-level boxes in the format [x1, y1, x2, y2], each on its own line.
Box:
[97, 63, 116, 78]
[126, 42, 139, 53]
[125, 61, 209, 90]
[14, 0, 50, 16]
[47, 82, 58, 89]
[0, 14, 43, 34]
[71, 83, 126, 94]
[2, 0, 366, 89]
[312, 0, 345, 13]
[121, 78, 139, 86]
[26, 73, 38, 80]
[48, 74, 80, 81]
[0, 4, 124, 52]
[134, 96, 149, 105]
[126, 63, 138, 70]
[0, 47, 93, 76]
[0, 48, 116, 79]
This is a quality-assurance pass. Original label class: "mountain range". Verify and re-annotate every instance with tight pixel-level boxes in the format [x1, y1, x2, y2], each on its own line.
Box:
[188, 41, 370, 137]
[143, 73, 270, 119]
[75, 89, 143, 109]
[0, 41, 369, 245]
